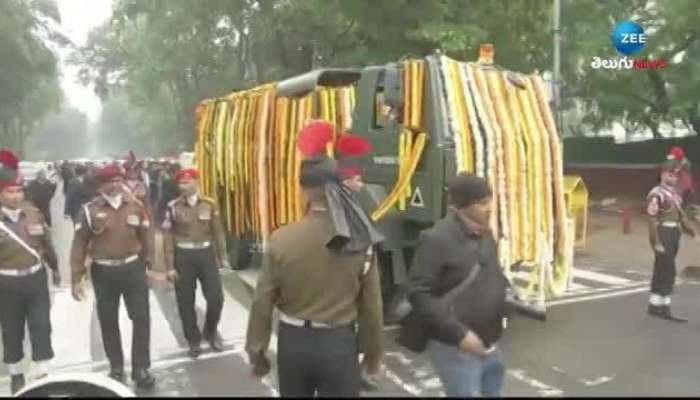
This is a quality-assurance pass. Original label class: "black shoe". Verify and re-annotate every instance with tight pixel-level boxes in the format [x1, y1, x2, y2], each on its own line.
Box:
[660, 305, 688, 323]
[647, 304, 664, 317]
[108, 368, 124, 382]
[132, 369, 156, 389]
[189, 342, 201, 359]
[206, 333, 224, 352]
[10, 374, 25, 395]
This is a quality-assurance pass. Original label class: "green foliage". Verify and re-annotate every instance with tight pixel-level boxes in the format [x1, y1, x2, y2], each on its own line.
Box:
[0, 0, 64, 153]
[72, 0, 700, 154]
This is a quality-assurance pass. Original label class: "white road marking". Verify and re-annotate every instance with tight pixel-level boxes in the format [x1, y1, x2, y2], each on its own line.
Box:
[581, 375, 615, 386]
[507, 369, 564, 397]
[548, 286, 649, 307]
[382, 366, 423, 396]
[573, 269, 632, 285]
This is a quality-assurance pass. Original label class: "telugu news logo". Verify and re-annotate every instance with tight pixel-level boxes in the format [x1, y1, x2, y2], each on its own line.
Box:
[591, 20, 668, 70]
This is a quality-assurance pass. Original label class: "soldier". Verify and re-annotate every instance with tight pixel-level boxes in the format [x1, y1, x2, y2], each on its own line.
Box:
[161, 168, 230, 358]
[246, 121, 384, 397]
[646, 154, 700, 322]
[0, 149, 60, 394]
[70, 164, 156, 389]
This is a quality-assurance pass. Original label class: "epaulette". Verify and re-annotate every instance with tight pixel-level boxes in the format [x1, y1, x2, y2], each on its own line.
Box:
[200, 196, 217, 206]
[168, 197, 181, 208]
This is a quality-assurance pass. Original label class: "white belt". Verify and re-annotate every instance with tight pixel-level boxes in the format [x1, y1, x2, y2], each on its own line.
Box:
[278, 311, 335, 329]
[176, 241, 211, 250]
[94, 254, 139, 266]
[0, 263, 43, 277]
[660, 221, 680, 228]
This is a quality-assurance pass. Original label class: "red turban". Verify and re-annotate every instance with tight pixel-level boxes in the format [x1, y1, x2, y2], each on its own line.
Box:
[98, 165, 125, 183]
[175, 168, 199, 181]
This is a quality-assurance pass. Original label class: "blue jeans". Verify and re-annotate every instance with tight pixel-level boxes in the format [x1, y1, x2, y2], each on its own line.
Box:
[427, 339, 505, 397]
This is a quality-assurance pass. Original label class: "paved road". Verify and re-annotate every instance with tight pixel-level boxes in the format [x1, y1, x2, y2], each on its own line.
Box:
[1, 184, 700, 396]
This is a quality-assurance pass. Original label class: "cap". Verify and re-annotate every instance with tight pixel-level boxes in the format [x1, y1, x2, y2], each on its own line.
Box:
[0, 175, 23, 191]
[447, 173, 492, 208]
[0, 149, 22, 190]
[175, 168, 199, 181]
[0, 149, 20, 171]
[297, 120, 334, 158]
[98, 164, 125, 183]
[334, 133, 372, 179]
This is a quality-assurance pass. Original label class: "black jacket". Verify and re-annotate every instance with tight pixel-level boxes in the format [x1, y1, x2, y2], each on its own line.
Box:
[406, 210, 509, 348]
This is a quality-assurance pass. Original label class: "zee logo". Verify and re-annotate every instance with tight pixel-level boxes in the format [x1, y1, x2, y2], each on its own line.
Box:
[612, 21, 646, 56]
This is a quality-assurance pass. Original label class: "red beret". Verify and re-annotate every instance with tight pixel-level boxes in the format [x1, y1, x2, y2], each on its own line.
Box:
[98, 165, 125, 183]
[175, 168, 199, 181]
[0, 149, 19, 171]
[0, 175, 23, 191]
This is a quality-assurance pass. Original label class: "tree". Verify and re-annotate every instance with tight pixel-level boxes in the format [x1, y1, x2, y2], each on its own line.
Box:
[0, 0, 66, 153]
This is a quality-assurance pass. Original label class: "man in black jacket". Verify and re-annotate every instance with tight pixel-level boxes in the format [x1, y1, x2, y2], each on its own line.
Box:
[406, 172, 509, 397]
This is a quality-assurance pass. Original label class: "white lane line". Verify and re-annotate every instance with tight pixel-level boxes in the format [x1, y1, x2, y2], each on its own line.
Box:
[566, 282, 590, 292]
[382, 366, 423, 397]
[548, 286, 649, 307]
[50, 290, 93, 368]
[507, 369, 564, 397]
[573, 269, 632, 285]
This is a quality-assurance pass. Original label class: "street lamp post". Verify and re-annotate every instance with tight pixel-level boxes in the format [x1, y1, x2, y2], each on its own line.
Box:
[553, 0, 563, 135]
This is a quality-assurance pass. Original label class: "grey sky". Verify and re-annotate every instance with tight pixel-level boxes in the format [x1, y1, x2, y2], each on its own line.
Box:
[56, 0, 112, 122]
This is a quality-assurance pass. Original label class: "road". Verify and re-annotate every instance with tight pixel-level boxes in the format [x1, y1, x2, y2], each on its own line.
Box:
[0, 184, 699, 396]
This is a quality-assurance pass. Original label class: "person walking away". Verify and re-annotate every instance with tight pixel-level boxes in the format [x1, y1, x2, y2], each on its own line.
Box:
[246, 121, 384, 397]
[0, 149, 60, 394]
[406, 173, 510, 397]
[25, 169, 57, 226]
[70, 164, 156, 389]
[64, 171, 98, 227]
[158, 165, 179, 225]
[646, 156, 700, 322]
[162, 168, 230, 358]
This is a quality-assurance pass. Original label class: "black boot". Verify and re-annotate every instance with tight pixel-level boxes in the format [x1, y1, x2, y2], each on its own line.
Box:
[647, 304, 664, 317]
[10, 374, 25, 395]
[189, 342, 201, 359]
[132, 368, 156, 389]
[660, 305, 688, 323]
[108, 367, 125, 382]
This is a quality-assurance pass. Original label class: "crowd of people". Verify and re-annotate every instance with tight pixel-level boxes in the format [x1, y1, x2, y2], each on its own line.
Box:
[0, 135, 696, 397]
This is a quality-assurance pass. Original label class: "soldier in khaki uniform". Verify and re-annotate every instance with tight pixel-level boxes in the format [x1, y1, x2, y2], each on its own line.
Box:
[0, 149, 60, 394]
[646, 155, 700, 322]
[70, 164, 156, 389]
[246, 121, 384, 397]
[162, 168, 229, 358]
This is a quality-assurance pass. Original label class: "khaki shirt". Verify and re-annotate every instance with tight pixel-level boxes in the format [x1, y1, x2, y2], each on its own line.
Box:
[161, 195, 227, 271]
[70, 191, 154, 285]
[0, 202, 58, 272]
[245, 210, 383, 366]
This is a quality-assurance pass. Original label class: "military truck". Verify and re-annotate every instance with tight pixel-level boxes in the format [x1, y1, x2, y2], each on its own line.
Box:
[194, 45, 576, 316]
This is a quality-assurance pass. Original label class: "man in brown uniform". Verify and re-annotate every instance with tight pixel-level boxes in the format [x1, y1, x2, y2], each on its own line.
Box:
[646, 156, 700, 322]
[0, 149, 60, 394]
[162, 168, 229, 358]
[246, 121, 384, 397]
[70, 164, 156, 389]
